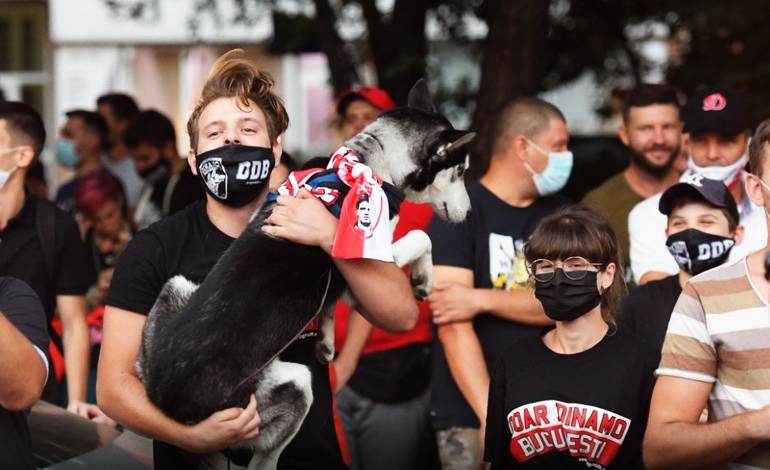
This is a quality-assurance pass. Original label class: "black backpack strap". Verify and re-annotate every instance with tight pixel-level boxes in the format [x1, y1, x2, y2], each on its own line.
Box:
[35, 195, 56, 282]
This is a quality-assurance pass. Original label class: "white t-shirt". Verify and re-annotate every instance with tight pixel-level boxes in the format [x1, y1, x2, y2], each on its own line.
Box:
[628, 172, 767, 283]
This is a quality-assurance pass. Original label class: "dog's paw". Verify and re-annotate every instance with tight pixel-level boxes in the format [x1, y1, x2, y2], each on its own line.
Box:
[315, 341, 334, 364]
[411, 274, 431, 301]
[410, 259, 433, 301]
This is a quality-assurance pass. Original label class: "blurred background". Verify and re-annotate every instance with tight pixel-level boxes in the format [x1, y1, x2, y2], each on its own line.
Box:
[1, 0, 767, 199]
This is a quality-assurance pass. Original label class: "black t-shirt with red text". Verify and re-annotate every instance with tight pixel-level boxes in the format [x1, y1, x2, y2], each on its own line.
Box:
[485, 327, 656, 470]
[107, 199, 346, 469]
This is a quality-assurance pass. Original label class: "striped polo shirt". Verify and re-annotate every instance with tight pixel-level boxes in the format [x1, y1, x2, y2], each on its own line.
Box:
[657, 254, 770, 469]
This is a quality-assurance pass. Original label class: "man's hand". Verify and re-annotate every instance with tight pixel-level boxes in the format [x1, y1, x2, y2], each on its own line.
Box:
[263, 189, 337, 253]
[67, 400, 118, 427]
[430, 282, 482, 325]
[180, 394, 261, 454]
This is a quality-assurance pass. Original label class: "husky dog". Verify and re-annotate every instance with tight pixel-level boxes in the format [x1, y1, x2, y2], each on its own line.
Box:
[136, 80, 474, 470]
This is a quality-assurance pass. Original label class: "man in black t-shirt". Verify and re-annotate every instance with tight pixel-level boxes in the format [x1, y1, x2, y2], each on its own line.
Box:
[0, 102, 105, 423]
[428, 98, 572, 468]
[0, 277, 50, 470]
[98, 49, 417, 469]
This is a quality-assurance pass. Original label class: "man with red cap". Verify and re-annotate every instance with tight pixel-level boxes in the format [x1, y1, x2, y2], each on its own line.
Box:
[336, 86, 397, 139]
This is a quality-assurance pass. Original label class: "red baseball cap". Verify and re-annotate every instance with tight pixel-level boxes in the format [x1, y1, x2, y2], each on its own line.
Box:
[335, 86, 397, 116]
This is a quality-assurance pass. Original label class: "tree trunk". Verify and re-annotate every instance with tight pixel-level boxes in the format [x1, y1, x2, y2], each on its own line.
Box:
[469, 0, 550, 179]
[313, 0, 358, 94]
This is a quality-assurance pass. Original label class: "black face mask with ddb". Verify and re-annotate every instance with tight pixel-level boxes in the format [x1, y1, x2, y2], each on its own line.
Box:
[196, 144, 276, 208]
[534, 269, 603, 322]
[665, 228, 734, 276]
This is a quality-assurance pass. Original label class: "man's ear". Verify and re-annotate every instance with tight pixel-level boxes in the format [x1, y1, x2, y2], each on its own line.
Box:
[618, 124, 630, 147]
[273, 136, 283, 169]
[746, 173, 765, 207]
[187, 148, 198, 176]
[514, 135, 530, 162]
[15, 145, 35, 169]
[733, 224, 745, 246]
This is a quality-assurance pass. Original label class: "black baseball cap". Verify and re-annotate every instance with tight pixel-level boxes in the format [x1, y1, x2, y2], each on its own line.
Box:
[659, 174, 740, 225]
[682, 86, 752, 136]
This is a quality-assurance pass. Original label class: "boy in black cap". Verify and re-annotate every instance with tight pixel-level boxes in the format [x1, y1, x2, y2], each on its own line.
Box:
[618, 174, 743, 360]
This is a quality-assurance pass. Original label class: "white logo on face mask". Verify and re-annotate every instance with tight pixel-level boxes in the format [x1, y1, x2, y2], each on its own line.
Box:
[199, 158, 228, 198]
[235, 159, 271, 181]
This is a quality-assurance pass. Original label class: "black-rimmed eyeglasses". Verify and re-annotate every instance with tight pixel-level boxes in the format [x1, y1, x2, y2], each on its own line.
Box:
[527, 256, 606, 282]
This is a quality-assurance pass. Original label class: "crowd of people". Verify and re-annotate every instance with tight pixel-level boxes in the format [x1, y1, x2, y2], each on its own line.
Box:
[2, 46, 770, 470]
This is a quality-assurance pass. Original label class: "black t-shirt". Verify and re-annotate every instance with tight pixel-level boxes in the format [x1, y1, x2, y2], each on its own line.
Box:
[107, 199, 346, 469]
[0, 194, 95, 321]
[428, 181, 570, 429]
[616, 274, 682, 361]
[485, 328, 656, 470]
[0, 277, 50, 470]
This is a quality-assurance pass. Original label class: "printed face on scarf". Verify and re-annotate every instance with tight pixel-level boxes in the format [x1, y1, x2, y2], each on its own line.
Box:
[189, 96, 282, 174]
[688, 130, 748, 167]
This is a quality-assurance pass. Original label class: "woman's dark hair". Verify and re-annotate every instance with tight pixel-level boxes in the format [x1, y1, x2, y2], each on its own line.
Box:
[525, 204, 625, 326]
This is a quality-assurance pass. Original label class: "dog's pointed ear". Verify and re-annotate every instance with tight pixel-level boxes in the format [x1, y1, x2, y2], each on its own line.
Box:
[408, 79, 435, 113]
[436, 130, 476, 160]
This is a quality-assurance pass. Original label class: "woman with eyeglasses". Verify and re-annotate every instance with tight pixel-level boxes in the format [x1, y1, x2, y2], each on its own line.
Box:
[484, 205, 656, 470]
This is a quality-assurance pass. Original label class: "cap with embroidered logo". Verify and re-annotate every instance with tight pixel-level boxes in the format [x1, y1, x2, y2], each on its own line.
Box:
[682, 86, 752, 136]
[659, 174, 740, 225]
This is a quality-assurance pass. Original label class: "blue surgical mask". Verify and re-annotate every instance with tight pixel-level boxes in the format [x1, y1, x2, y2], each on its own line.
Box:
[524, 139, 573, 196]
[56, 138, 80, 168]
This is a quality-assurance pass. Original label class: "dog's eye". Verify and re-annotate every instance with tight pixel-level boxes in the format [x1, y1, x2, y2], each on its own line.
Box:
[457, 166, 465, 177]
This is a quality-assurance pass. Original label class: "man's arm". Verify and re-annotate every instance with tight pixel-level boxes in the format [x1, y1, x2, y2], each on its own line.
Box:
[263, 190, 418, 333]
[333, 309, 373, 392]
[97, 306, 261, 452]
[430, 279, 550, 326]
[56, 295, 90, 408]
[644, 375, 770, 469]
[432, 266, 490, 425]
[0, 312, 47, 411]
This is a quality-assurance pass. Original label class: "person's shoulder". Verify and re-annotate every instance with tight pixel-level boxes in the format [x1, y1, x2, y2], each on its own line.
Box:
[537, 193, 572, 211]
[629, 190, 663, 216]
[145, 198, 204, 235]
[582, 171, 626, 203]
[688, 256, 748, 288]
[30, 194, 78, 228]
[0, 276, 36, 297]
[610, 327, 659, 361]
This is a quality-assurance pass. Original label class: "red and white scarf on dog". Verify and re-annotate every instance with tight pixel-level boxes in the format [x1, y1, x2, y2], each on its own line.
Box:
[273, 147, 393, 262]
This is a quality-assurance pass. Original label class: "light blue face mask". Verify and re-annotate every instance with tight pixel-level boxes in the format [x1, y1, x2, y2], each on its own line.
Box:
[523, 139, 574, 196]
[56, 138, 80, 168]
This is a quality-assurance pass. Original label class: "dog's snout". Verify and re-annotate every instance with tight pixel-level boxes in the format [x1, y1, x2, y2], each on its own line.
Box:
[465, 208, 472, 219]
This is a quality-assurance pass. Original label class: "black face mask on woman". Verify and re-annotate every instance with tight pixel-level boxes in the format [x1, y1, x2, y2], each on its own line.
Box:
[666, 228, 735, 275]
[534, 269, 602, 322]
[196, 144, 275, 208]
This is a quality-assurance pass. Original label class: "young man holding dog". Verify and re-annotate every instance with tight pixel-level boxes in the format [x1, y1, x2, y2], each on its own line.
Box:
[428, 97, 570, 468]
[98, 50, 417, 469]
[642, 119, 770, 469]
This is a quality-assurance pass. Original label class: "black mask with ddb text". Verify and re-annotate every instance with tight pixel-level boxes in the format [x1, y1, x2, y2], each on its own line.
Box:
[196, 144, 276, 208]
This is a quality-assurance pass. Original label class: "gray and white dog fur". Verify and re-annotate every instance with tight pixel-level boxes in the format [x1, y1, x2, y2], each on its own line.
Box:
[136, 80, 474, 470]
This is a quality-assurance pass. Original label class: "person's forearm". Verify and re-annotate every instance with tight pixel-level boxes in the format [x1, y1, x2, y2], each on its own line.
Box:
[644, 410, 769, 469]
[61, 315, 90, 403]
[0, 314, 46, 410]
[334, 258, 418, 333]
[98, 368, 189, 446]
[478, 289, 552, 326]
[336, 310, 373, 370]
[438, 321, 489, 422]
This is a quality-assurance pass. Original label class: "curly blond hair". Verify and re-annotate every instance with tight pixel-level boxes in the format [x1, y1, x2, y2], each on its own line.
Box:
[186, 49, 289, 152]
